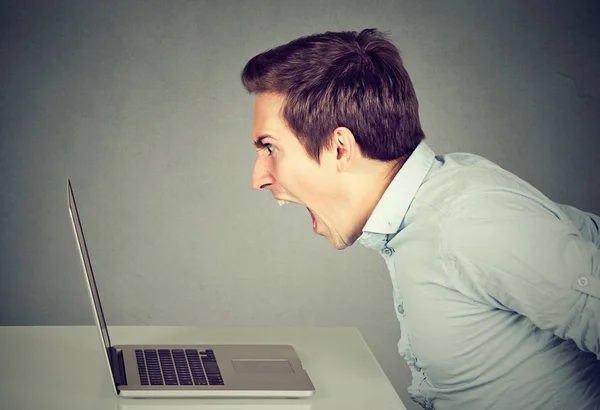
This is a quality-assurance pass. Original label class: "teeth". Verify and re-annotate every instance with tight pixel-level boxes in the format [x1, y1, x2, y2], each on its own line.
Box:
[278, 200, 287, 206]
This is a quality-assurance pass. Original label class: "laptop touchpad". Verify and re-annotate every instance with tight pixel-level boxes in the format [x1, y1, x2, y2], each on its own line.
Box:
[231, 359, 295, 374]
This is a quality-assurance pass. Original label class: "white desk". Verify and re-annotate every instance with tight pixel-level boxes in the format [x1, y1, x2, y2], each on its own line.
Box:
[0, 326, 407, 410]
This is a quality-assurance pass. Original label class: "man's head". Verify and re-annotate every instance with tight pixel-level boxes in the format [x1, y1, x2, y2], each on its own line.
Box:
[241, 28, 425, 249]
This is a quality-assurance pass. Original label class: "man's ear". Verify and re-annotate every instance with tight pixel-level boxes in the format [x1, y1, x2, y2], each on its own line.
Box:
[332, 127, 359, 172]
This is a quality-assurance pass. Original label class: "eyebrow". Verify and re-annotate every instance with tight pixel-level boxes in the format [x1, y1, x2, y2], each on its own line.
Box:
[253, 134, 276, 149]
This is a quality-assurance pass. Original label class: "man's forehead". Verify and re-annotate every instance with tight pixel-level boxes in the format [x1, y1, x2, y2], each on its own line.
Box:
[252, 93, 285, 140]
[254, 93, 284, 119]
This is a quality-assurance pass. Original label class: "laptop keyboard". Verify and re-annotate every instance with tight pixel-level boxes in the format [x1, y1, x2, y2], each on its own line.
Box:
[135, 348, 224, 386]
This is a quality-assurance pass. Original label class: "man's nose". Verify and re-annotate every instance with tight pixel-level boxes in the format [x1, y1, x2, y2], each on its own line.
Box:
[251, 157, 275, 190]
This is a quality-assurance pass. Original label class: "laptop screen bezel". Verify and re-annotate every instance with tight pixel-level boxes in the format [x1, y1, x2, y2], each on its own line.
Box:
[68, 179, 119, 393]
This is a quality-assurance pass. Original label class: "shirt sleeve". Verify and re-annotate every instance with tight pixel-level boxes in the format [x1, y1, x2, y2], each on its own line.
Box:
[554, 202, 600, 248]
[444, 191, 600, 359]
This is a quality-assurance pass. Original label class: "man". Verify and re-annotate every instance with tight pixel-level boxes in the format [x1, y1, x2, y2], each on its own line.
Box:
[240, 28, 600, 409]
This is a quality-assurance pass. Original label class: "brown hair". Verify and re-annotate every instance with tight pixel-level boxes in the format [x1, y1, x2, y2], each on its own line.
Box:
[240, 28, 425, 163]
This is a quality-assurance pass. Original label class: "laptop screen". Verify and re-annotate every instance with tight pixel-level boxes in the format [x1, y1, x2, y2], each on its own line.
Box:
[68, 180, 112, 352]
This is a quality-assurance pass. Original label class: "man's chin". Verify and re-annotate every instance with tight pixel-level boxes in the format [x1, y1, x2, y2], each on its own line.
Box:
[324, 234, 352, 251]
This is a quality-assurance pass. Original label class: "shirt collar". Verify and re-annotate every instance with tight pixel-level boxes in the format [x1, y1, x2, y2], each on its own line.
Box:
[358, 141, 436, 241]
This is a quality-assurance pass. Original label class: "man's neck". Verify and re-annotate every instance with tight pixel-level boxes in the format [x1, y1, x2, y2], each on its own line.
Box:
[342, 158, 405, 241]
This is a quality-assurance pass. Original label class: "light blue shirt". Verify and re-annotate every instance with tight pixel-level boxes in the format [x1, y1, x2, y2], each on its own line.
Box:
[357, 141, 600, 409]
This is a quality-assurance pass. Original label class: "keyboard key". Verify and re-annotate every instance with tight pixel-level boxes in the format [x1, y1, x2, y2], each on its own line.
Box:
[202, 360, 221, 375]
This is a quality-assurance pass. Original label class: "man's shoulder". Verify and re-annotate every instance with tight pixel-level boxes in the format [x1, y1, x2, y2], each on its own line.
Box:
[416, 151, 554, 217]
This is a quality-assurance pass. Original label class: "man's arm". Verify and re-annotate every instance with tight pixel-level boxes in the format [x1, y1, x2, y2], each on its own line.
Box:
[555, 202, 600, 248]
[444, 192, 600, 358]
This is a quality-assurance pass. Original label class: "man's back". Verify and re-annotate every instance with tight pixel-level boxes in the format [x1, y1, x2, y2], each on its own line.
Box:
[359, 142, 600, 409]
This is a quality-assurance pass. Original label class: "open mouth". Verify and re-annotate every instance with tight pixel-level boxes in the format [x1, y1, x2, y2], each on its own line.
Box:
[277, 199, 317, 233]
[307, 208, 317, 232]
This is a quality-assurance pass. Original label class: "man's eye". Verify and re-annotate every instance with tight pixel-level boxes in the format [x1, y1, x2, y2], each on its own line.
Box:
[265, 143, 273, 154]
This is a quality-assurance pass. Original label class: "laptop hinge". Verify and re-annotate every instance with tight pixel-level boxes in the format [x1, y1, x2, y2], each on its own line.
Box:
[108, 347, 128, 387]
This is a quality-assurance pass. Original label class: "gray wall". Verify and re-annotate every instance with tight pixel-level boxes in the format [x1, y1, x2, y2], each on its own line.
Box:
[1, 1, 599, 409]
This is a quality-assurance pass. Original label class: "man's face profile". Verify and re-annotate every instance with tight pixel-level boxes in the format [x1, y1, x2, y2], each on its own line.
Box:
[250, 92, 355, 250]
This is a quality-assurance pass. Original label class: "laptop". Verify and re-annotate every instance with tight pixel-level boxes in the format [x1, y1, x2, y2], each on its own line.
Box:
[67, 179, 316, 398]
